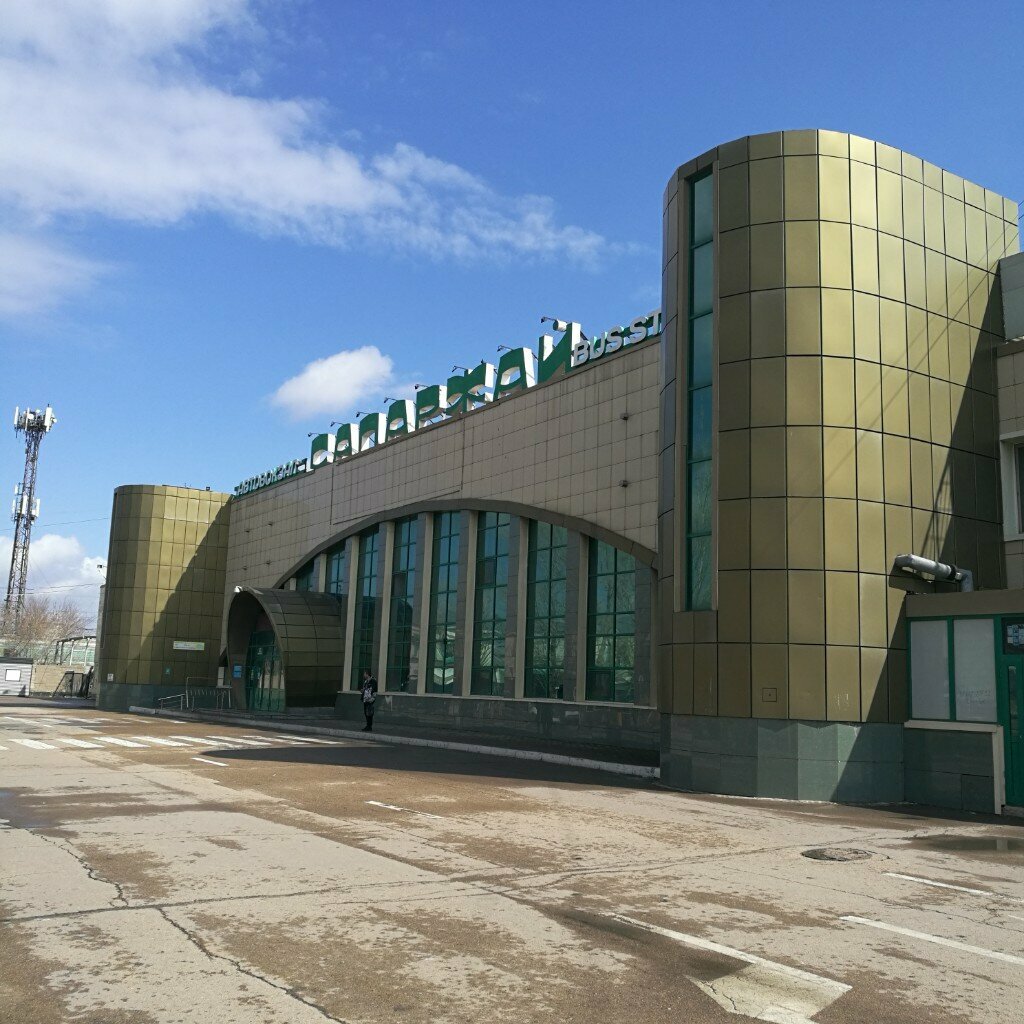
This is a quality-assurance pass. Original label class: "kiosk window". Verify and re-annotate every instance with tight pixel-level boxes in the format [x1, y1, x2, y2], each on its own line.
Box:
[910, 616, 998, 723]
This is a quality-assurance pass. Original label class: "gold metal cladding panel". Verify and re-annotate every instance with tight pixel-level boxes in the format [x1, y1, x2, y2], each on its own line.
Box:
[99, 485, 231, 688]
[659, 131, 1011, 725]
[718, 643, 752, 716]
[750, 290, 786, 357]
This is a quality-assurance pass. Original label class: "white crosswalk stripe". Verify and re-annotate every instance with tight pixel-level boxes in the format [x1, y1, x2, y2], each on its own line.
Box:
[203, 734, 273, 746]
[0, 730, 329, 753]
[2, 716, 57, 728]
[95, 736, 147, 748]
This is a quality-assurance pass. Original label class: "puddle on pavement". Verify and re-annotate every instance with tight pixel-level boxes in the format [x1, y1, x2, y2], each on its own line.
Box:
[910, 834, 1024, 855]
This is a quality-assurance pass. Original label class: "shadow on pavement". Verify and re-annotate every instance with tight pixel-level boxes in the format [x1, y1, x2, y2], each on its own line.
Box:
[203, 740, 656, 789]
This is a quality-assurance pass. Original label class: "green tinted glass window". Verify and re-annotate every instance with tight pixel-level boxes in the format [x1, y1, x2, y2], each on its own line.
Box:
[326, 542, 347, 596]
[691, 243, 714, 316]
[525, 521, 567, 699]
[692, 173, 714, 244]
[385, 517, 417, 691]
[427, 512, 460, 693]
[687, 171, 714, 610]
[294, 560, 315, 592]
[351, 527, 379, 688]
[691, 314, 714, 387]
[586, 541, 636, 703]
[472, 511, 510, 696]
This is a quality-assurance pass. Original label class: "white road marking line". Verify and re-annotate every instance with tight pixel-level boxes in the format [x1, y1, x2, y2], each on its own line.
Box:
[131, 736, 189, 747]
[191, 756, 229, 767]
[95, 736, 147, 748]
[55, 737, 102, 749]
[886, 871, 1024, 902]
[239, 735, 280, 745]
[203, 735, 272, 746]
[840, 916, 1024, 966]
[0, 744, 7, 750]
[608, 914, 850, 1023]
[364, 800, 444, 819]
[0, 717, 58, 728]
[10, 738, 56, 750]
[279, 734, 334, 744]
[169, 735, 214, 745]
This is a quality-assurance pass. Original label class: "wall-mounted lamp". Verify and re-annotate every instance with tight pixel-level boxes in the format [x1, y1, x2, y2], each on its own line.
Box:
[412, 383, 428, 390]
[451, 365, 468, 373]
[540, 315, 587, 341]
[306, 432, 317, 438]
[355, 411, 369, 418]
[497, 344, 512, 353]
[383, 397, 396, 404]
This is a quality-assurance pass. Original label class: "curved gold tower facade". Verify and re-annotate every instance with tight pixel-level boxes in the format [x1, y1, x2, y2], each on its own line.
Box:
[96, 484, 231, 709]
[658, 130, 1018, 800]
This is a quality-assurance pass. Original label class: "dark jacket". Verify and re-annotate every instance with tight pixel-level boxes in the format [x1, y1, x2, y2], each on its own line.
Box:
[361, 676, 378, 704]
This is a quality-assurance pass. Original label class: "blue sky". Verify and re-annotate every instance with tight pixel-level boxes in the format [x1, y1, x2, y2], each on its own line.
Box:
[1, 0, 1022, 623]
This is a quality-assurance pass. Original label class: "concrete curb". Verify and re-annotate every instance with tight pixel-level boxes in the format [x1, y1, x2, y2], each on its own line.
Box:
[128, 706, 660, 780]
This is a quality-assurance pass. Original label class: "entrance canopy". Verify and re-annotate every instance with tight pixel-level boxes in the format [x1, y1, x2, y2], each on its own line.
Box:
[225, 587, 346, 709]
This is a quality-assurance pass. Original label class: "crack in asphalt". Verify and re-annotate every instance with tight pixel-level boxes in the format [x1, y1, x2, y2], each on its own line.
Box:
[706, 979, 739, 1013]
[25, 829, 129, 909]
[152, 906, 350, 1023]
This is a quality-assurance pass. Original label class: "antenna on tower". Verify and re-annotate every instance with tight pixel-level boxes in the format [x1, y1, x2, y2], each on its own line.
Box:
[3, 405, 56, 632]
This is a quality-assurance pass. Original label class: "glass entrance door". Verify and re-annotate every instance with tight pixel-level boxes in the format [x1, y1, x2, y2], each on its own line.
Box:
[245, 629, 283, 713]
[997, 618, 1024, 807]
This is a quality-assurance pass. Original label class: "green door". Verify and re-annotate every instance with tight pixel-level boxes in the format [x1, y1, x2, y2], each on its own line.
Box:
[997, 618, 1024, 807]
[245, 629, 284, 713]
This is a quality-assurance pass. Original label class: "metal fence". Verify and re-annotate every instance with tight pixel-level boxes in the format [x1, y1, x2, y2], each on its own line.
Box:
[157, 685, 233, 712]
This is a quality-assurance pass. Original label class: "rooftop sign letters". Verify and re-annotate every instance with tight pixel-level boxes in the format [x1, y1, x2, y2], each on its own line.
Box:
[235, 311, 661, 496]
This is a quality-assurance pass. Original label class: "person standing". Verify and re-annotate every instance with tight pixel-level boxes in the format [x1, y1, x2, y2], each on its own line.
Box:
[360, 669, 378, 732]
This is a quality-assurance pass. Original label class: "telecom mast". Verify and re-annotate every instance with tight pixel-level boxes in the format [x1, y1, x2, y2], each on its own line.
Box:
[3, 406, 56, 630]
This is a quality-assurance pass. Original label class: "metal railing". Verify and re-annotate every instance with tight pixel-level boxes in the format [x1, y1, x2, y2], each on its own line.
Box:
[185, 686, 233, 711]
[156, 685, 233, 712]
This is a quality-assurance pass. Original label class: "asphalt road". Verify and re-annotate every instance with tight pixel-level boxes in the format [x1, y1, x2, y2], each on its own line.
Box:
[1, 697, 1022, 1023]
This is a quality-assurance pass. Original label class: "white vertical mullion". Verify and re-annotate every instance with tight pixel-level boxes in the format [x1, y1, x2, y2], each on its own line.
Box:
[515, 517, 529, 699]
[377, 521, 396, 686]
[342, 534, 359, 689]
[416, 513, 435, 694]
[460, 511, 479, 696]
[576, 536, 589, 702]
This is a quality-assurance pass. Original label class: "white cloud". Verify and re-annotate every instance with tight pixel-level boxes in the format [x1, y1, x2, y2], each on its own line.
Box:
[0, 532, 105, 625]
[0, 233, 108, 316]
[0, 0, 605, 316]
[271, 345, 414, 420]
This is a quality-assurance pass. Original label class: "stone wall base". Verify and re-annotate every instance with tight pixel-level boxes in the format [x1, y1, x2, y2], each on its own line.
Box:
[661, 714, 1001, 813]
[336, 691, 658, 758]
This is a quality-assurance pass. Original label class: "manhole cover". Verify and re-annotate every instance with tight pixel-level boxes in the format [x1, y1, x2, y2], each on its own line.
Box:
[801, 847, 872, 862]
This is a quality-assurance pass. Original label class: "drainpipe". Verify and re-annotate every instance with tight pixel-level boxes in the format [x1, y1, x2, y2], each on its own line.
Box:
[893, 553, 975, 592]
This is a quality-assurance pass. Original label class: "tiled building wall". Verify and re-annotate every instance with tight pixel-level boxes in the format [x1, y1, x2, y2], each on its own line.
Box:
[96, 485, 231, 708]
[660, 129, 1018, 733]
[996, 341, 1024, 587]
[226, 341, 661, 601]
